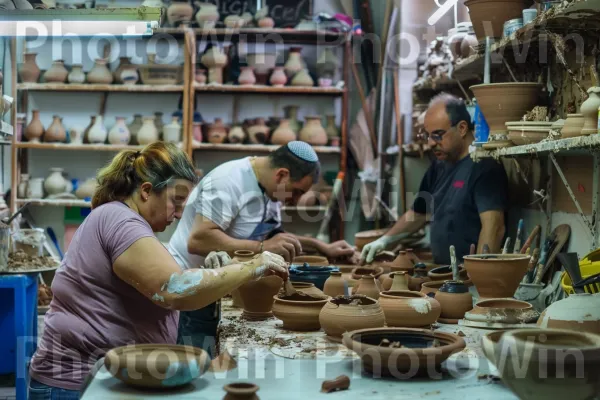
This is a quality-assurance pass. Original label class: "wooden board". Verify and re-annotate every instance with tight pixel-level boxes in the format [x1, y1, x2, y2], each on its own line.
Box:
[264, 0, 313, 28]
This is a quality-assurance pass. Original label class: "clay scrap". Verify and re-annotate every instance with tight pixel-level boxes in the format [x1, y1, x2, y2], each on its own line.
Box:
[209, 350, 238, 372]
[7, 250, 59, 271]
[321, 375, 350, 393]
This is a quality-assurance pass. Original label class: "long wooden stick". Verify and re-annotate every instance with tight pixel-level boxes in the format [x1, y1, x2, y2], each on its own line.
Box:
[377, 0, 394, 90]
[393, 69, 406, 213]
[350, 52, 378, 157]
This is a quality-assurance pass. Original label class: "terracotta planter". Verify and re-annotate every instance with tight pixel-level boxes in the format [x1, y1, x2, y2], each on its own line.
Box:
[323, 271, 346, 297]
[491, 329, 600, 400]
[44, 115, 66, 143]
[469, 83, 542, 135]
[167, 0, 194, 25]
[270, 67, 287, 87]
[467, 298, 537, 324]
[137, 117, 159, 145]
[238, 66, 256, 86]
[354, 228, 387, 251]
[580, 87, 600, 135]
[104, 344, 210, 388]
[291, 282, 325, 297]
[238, 276, 283, 320]
[67, 64, 86, 84]
[463, 254, 530, 298]
[43, 60, 68, 83]
[299, 116, 328, 146]
[379, 290, 441, 327]
[561, 113, 585, 138]
[420, 281, 445, 297]
[464, 0, 530, 40]
[87, 59, 113, 84]
[223, 382, 259, 400]
[19, 52, 40, 83]
[354, 275, 381, 299]
[24, 110, 44, 143]
[108, 117, 131, 145]
[434, 281, 473, 320]
[342, 328, 466, 376]
[537, 293, 600, 334]
[271, 293, 328, 331]
[270, 119, 296, 145]
[319, 295, 385, 340]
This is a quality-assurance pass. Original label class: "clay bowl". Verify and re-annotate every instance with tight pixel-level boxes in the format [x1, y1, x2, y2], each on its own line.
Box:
[319, 295, 385, 341]
[223, 382, 260, 399]
[271, 292, 329, 331]
[465, 0, 530, 40]
[351, 266, 384, 280]
[463, 254, 530, 299]
[291, 281, 325, 298]
[378, 290, 441, 328]
[466, 298, 538, 324]
[104, 344, 210, 388]
[420, 281, 445, 297]
[427, 265, 469, 282]
[507, 129, 549, 145]
[537, 293, 600, 334]
[342, 327, 466, 378]
[355, 228, 388, 250]
[238, 275, 283, 320]
[293, 255, 329, 266]
[469, 83, 542, 135]
[492, 328, 600, 400]
[289, 265, 339, 290]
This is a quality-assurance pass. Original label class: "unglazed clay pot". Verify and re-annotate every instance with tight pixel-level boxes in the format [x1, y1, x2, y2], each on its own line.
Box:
[87, 115, 108, 143]
[247, 118, 270, 144]
[44, 167, 67, 195]
[537, 293, 600, 334]
[323, 271, 347, 297]
[238, 66, 256, 86]
[463, 254, 530, 299]
[469, 83, 542, 135]
[270, 119, 296, 145]
[43, 60, 68, 83]
[467, 298, 538, 325]
[319, 295, 385, 341]
[163, 116, 181, 143]
[167, 0, 194, 25]
[293, 255, 329, 266]
[195, 2, 219, 29]
[299, 116, 328, 146]
[464, 0, 529, 40]
[342, 327, 466, 376]
[491, 328, 600, 400]
[434, 281, 473, 320]
[407, 264, 431, 291]
[44, 115, 66, 142]
[120, 66, 139, 85]
[561, 113, 585, 138]
[284, 47, 304, 78]
[227, 125, 245, 144]
[87, 59, 113, 84]
[67, 64, 86, 84]
[201, 46, 227, 84]
[137, 117, 159, 145]
[355, 275, 381, 299]
[108, 117, 131, 145]
[223, 382, 259, 400]
[420, 281, 445, 297]
[291, 69, 314, 87]
[105, 344, 210, 388]
[428, 265, 469, 282]
[271, 293, 328, 331]
[351, 266, 384, 281]
[238, 276, 283, 320]
[580, 87, 600, 135]
[206, 118, 228, 144]
[291, 282, 325, 298]
[389, 251, 415, 273]
[270, 67, 287, 86]
[19, 52, 41, 83]
[24, 110, 43, 142]
[379, 290, 441, 327]
[388, 272, 409, 291]
[283, 105, 301, 134]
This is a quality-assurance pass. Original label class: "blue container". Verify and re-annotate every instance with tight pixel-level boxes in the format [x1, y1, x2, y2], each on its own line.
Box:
[289, 264, 339, 290]
[474, 102, 490, 145]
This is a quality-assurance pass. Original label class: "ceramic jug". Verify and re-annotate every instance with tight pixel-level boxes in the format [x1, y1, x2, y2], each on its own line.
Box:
[44, 115, 67, 142]
[67, 64, 86, 84]
[137, 117, 159, 145]
[43, 60, 68, 83]
[163, 116, 181, 143]
[108, 117, 131, 145]
[44, 168, 68, 195]
[24, 109, 44, 142]
[18, 52, 40, 83]
[88, 115, 108, 144]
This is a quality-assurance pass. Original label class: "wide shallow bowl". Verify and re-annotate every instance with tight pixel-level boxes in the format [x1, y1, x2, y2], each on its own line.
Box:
[466, 298, 538, 324]
[342, 327, 466, 378]
[319, 295, 385, 341]
[463, 254, 530, 298]
[378, 290, 441, 327]
[464, 0, 531, 40]
[272, 293, 329, 331]
[104, 344, 210, 388]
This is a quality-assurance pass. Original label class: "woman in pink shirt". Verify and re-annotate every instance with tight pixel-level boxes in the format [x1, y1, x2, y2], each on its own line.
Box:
[28, 142, 288, 399]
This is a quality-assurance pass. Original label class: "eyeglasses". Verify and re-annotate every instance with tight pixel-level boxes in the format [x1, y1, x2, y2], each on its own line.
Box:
[417, 125, 455, 142]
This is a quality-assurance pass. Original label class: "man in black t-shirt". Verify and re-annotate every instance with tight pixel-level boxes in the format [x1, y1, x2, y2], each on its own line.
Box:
[361, 93, 508, 265]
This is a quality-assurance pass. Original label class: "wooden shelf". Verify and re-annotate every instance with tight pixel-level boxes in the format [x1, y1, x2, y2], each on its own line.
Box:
[471, 135, 600, 159]
[193, 84, 345, 96]
[192, 143, 341, 154]
[15, 143, 145, 151]
[17, 198, 91, 208]
[155, 28, 348, 45]
[17, 83, 184, 93]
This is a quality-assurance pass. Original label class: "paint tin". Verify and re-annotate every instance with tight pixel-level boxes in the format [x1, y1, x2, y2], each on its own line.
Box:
[503, 18, 523, 37]
[522, 9, 538, 25]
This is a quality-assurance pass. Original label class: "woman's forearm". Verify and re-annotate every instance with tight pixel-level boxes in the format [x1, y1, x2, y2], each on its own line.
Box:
[188, 227, 260, 257]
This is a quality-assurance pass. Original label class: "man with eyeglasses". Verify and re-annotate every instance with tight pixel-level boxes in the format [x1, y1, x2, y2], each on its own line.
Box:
[361, 93, 508, 265]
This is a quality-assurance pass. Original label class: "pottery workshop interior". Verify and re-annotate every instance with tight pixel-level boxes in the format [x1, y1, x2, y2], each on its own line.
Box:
[4, 0, 600, 399]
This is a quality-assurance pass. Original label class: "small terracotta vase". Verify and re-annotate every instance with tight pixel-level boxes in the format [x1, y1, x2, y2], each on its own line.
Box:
[137, 117, 159, 145]
[163, 116, 181, 143]
[43, 60, 68, 83]
[207, 118, 228, 144]
[291, 69, 314, 87]
[270, 67, 287, 87]
[128, 114, 143, 145]
[580, 87, 600, 135]
[323, 271, 346, 297]
[238, 66, 256, 86]
[193, 122, 203, 143]
[195, 69, 207, 85]
[228, 125, 245, 144]
[87, 59, 113, 84]
[238, 276, 283, 320]
[108, 117, 131, 145]
[319, 295, 385, 341]
[88, 115, 108, 143]
[405, 248, 421, 264]
[561, 113, 585, 138]
[299, 116, 328, 146]
[355, 275, 381, 299]
[388, 272, 409, 291]
[67, 64, 86, 84]
[379, 290, 442, 327]
[284, 105, 301, 134]
[19, 52, 41, 83]
[201, 46, 227, 84]
[167, 0, 194, 25]
[390, 251, 415, 273]
[223, 382, 259, 400]
[44, 115, 66, 142]
[285, 47, 304, 78]
[435, 281, 473, 320]
[270, 119, 296, 145]
[25, 110, 44, 142]
[248, 118, 270, 144]
[195, 2, 219, 29]
[113, 56, 132, 83]
[408, 263, 431, 291]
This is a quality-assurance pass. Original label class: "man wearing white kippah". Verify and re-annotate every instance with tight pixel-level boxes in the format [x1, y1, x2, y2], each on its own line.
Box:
[167, 141, 354, 356]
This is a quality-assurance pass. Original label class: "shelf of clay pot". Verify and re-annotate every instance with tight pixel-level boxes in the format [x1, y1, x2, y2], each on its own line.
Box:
[471, 134, 600, 160]
[193, 84, 345, 96]
[14, 143, 147, 151]
[155, 28, 348, 45]
[16, 83, 184, 93]
[192, 143, 341, 154]
[16, 198, 91, 208]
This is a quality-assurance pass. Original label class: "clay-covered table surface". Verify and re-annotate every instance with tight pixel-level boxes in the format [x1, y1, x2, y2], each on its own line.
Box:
[81, 298, 518, 399]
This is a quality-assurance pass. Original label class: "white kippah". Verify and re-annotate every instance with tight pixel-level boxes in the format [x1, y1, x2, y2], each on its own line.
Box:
[287, 141, 319, 162]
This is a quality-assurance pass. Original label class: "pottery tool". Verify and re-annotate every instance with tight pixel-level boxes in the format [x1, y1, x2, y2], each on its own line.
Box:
[316, 172, 345, 243]
[521, 247, 540, 284]
[513, 219, 524, 254]
[3, 201, 30, 226]
[531, 236, 552, 284]
[449, 245, 459, 281]
[502, 238, 511, 254]
[520, 225, 541, 254]
[533, 224, 571, 285]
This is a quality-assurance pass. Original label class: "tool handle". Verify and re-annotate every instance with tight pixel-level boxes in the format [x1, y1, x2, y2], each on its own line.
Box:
[502, 237, 511, 254]
[520, 225, 541, 254]
[522, 248, 540, 283]
[513, 219, 523, 253]
[449, 245, 458, 281]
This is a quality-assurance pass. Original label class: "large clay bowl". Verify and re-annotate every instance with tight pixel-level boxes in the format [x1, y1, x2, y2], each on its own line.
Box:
[464, 0, 531, 40]
[355, 228, 387, 250]
[238, 275, 283, 320]
[319, 295, 385, 341]
[466, 298, 538, 324]
[291, 282, 325, 298]
[342, 327, 466, 378]
[271, 293, 328, 331]
[293, 255, 329, 266]
[469, 83, 542, 135]
[379, 290, 441, 327]
[480, 330, 508, 369]
[538, 293, 600, 334]
[493, 328, 600, 400]
[463, 254, 530, 299]
[104, 344, 210, 388]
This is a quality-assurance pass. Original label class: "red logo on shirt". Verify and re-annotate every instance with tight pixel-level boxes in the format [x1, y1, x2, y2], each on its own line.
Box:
[453, 180, 465, 189]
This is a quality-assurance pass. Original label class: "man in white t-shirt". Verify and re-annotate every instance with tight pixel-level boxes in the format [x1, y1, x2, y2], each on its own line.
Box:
[168, 141, 354, 356]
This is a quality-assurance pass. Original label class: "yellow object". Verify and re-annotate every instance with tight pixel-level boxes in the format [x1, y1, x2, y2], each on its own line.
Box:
[561, 248, 600, 295]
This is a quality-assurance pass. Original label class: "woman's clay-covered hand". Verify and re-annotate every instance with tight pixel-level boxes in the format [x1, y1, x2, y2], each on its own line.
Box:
[204, 251, 231, 269]
[244, 251, 289, 281]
